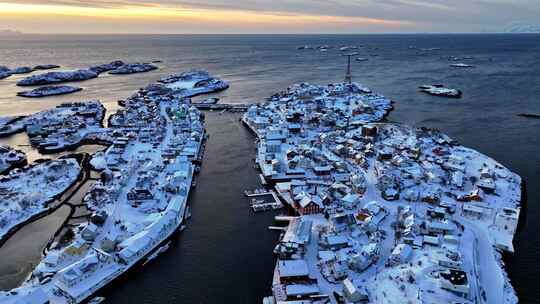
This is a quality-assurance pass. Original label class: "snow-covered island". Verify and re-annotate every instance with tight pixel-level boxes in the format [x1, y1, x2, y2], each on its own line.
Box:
[17, 85, 83, 98]
[17, 70, 98, 87]
[108, 63, 158, 75]
[0, 65, 61, 80]
[419, 85, 462, 98]
[0, 101, 106, 150]
[0, 70, 228, 304]
[157, 70, 230, 98]
[0, 158, 81, 242]
[89, 61, 125, 74]
[243, 82, 522, 304]
[0, 100, 106, 153]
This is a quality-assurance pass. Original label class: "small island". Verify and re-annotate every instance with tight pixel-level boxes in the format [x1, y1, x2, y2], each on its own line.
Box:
[108, 63, 158, 75]
[89, 61, 125, 74]
[17, 85, 83, 98]
[17, 70, 98, 86]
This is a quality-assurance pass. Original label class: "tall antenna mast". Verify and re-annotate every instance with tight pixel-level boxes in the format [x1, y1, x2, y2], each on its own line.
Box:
[343, 52, 359, 84]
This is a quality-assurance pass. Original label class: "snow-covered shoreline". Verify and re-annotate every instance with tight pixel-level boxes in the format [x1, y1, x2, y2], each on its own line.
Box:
[0, 158, 82, 245]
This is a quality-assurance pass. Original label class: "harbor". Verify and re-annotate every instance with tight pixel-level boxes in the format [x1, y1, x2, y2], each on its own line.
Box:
[100, 111, 279, 304]
[0, 33, 539, 303]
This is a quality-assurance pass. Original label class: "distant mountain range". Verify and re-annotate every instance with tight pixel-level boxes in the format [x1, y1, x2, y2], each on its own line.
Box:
[0, 29, 23, 36]
[502, 22, 540, 33]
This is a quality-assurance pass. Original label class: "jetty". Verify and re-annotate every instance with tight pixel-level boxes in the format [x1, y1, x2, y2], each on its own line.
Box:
[192, 103, 249, 112]
[244, 189, 284, 212]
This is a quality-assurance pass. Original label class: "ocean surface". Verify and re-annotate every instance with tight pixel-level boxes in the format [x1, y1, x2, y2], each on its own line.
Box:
[0, 34, 539, 303]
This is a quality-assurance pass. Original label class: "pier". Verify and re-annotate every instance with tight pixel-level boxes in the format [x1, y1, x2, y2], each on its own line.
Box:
[192, 103, 250, 112]
[244, 189, 284, 212]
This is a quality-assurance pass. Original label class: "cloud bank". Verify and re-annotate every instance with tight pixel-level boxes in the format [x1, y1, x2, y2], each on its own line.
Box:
[1, 0, 539, 33]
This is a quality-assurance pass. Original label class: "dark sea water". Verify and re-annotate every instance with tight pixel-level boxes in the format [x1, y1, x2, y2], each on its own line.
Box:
[0, 34, 539, 303]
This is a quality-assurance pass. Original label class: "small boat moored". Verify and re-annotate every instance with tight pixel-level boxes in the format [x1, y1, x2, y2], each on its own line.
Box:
[88, 296, 106, 304]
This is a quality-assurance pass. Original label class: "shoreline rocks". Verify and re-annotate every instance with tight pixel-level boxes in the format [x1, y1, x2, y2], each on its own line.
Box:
[17, 85, 82, 98]
[419, 84, 462, 98]
[17, 69, 98, 86]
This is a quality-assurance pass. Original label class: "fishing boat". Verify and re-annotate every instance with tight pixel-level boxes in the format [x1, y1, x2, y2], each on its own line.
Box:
[185, 207, 192, 219]
[88, 297, 106, 304]
[198, 97, 219, 104]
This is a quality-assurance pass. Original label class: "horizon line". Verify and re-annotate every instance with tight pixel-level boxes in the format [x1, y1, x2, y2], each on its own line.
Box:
[2, 32, 540, 36]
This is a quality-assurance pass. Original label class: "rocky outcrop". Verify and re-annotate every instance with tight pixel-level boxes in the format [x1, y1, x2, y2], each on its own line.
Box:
[109, 63, 158, 75]
[17, 85, 82, 98]
[33, 64, 60, 70]
[0, 66, 12, 80]
[10, 67, 33, 74]
[17, 69, 98, 86]
[89, 60, 125, 74]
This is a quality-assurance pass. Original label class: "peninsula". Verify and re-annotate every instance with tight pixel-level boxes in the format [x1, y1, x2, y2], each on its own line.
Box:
[0, 70, 228, 304]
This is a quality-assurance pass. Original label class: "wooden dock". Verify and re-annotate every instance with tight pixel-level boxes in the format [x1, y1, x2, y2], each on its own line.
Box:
[245, 189, 284, 212]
